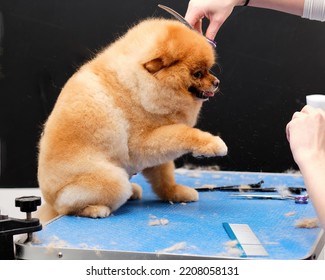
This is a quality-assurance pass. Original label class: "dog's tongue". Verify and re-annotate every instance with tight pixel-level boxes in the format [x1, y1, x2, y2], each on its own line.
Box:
[204, 91, 215, 97]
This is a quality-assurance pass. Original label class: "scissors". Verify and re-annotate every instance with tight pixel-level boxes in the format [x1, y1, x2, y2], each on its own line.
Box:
[230, 194, 309, 204]
[158, 4, 217, 48]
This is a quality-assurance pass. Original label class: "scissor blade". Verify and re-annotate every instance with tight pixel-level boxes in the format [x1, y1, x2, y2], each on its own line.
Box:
[158, 4, 193, 30]
[158, 4, 217, 48]
[230, 194, 287, 200]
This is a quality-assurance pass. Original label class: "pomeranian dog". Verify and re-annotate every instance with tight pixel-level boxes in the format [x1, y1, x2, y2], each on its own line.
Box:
[37, 18, 227, 221]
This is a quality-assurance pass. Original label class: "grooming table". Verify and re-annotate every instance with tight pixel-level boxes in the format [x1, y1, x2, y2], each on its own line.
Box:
[15, 169, 324, 260]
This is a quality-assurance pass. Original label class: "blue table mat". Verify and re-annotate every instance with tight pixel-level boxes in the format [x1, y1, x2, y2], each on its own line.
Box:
[31, 169, 323, 259]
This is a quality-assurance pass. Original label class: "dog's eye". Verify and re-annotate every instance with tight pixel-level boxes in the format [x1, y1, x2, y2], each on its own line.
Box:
[193, 71, 203, 79]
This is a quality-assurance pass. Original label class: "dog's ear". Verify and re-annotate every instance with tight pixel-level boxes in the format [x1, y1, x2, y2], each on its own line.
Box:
[143, 58, 164, 74]
[143, 56, 179, 74]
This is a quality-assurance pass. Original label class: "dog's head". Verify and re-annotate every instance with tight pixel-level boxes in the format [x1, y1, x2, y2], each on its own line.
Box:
[142, 19, 219, 102]
[106, 19, 220, 116]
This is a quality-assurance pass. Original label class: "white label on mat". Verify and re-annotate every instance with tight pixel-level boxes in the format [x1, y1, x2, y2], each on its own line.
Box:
[229, 223, 269, 256]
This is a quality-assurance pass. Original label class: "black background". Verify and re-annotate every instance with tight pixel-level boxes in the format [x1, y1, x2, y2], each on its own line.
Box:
[1, 0, 325, 187]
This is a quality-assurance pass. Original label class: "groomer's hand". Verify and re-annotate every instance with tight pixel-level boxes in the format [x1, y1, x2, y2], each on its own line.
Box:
[286, 105, 325, 228]
[185, 0, 244, 40]
[286, 105, 325, 169]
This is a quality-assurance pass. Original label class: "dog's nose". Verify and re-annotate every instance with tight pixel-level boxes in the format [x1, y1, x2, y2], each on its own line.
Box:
[213, 79, 220, 89]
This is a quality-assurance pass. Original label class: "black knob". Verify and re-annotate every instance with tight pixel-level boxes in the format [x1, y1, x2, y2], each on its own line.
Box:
[15, 196, 41, 213]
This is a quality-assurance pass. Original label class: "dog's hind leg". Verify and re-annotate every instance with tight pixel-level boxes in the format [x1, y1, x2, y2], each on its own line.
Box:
[53, 163, 133, 218]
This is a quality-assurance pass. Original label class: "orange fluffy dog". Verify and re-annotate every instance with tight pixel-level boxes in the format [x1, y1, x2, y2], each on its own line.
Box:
[37, 18, 227, 221]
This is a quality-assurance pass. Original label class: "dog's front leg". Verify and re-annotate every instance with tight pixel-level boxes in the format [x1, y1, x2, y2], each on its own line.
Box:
[137, 124, 227, 202]
[135, 123, 227, 163]
[142, 161, 198, 202]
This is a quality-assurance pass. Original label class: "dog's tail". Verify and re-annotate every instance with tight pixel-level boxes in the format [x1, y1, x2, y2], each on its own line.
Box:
[36, 202, 59, 223]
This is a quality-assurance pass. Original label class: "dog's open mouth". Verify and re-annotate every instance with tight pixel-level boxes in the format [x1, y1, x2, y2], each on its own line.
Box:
[188, 86, 215, 100]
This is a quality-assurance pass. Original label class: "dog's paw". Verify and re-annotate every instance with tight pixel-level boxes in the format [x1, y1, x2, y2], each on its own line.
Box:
[78, 205, 111, 218]
[192, 135, 228, 158]
[129, 183, 143, 200]
[170, 184, 199, 202]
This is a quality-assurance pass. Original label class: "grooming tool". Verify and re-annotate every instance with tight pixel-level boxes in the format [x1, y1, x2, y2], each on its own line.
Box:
[195, 180, 264, 192]
[284, 187, 306, 195]
[158, 4, 217, 48]
[241, 187, 305, 194]
[231, 194, 309, 203]
[231, 194, 288, 200]
[195, 180, 306, 194]
[294, 195, 309, 204]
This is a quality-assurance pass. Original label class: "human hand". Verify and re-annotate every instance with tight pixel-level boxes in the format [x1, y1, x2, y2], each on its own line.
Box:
[286, 105, 325, 169]
[185, 0, 244, 40]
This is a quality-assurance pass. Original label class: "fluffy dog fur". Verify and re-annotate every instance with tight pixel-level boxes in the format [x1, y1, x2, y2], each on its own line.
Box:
[37, 18, 227, 221]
